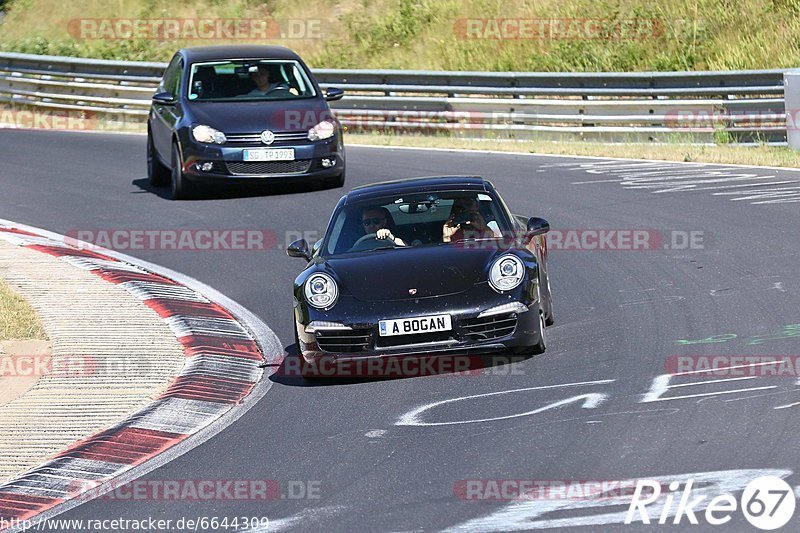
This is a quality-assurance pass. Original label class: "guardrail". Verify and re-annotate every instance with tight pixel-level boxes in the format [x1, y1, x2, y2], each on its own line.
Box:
[0, 51, 789, 143]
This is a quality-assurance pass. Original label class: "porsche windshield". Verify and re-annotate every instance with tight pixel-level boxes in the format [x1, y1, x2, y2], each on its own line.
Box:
[323, 191, 512, 255]
[187, 60, 316, 101]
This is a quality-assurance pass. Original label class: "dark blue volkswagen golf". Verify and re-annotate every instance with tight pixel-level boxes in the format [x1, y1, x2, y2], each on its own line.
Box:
[147, 45, 345, 199]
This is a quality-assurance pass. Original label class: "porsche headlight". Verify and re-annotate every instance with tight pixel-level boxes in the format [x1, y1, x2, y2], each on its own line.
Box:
[192, 125, 227, 144]
[489, 254, 525, 292]
[304, 273, 338, 309]
[307, 120, 336, 141]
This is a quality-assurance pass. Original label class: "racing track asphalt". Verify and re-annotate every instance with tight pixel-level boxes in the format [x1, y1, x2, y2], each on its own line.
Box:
[2, 129, 800, 532]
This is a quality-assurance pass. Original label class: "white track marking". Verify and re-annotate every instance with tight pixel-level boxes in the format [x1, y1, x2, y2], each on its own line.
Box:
[550, 158, 800, 205]
[641, 370, 777, 404]
[444, 469, 792, 532]
[774, 401, 800, 410]
[667, 376, 757, 388]
[628, 176, 777, 193]
[754, 198, 800, 204]
[571, 178, 622, 184]
[715, 186, 800, 204]
[621, 169, 730, 179]
[396, 380, 614, 427]
[671, 360, 786, 377]
[690, 180, 799, 192]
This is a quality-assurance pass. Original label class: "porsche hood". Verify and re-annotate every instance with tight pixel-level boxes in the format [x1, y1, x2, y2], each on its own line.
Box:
[321, 245, 506, 302]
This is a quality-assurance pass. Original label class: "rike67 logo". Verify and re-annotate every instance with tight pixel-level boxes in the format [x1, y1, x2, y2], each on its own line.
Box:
[626, 475, 795, 530]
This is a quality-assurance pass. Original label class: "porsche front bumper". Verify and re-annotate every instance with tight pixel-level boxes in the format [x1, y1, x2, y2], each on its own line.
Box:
[295, 286, 542, 364]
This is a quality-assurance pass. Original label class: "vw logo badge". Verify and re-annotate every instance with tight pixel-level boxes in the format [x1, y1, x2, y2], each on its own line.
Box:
[260, 130, 275, 145]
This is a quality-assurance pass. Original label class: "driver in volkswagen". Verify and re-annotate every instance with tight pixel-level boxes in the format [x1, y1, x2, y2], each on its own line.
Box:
[248, 64, 294, 96]
[361, 207, 406, 246]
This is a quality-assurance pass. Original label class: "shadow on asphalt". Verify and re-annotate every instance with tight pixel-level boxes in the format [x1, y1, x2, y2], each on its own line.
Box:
[131, 177, 340, 201]
[268, 343, 535, 387]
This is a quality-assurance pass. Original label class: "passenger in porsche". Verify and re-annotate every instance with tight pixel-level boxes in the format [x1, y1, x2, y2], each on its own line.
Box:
[442, 196, 497, 243]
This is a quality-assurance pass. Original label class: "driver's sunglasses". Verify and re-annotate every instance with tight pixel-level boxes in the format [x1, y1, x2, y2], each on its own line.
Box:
[362, 217, 385, 226]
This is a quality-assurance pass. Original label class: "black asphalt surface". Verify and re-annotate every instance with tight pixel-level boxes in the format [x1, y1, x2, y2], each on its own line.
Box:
[2, 129, 800, 532]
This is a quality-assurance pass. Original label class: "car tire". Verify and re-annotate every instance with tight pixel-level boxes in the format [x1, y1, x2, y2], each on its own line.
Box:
[544, 284, 555, 326]
[540, 270, 554, 326]
[514, 310, 547, 356]
[531, 310, 547, 354]
[294, 328, 326, 381]
[147, 131, 169, 187]
[170, 141, 193, 200]
[295, 328, 313, 380]
[515, 282, 548, 356]
[545, 306, 555, 326]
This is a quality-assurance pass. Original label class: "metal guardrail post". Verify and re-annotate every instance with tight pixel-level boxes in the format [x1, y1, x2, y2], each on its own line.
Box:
[785, 71, 800, 149]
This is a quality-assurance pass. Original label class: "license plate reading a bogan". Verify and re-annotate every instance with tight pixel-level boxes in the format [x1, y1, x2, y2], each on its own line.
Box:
[379, 314, 452, 337]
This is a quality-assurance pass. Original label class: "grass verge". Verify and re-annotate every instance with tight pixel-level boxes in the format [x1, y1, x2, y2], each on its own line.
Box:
[346, 132, 800, 168]
[0, 279, 47, 340]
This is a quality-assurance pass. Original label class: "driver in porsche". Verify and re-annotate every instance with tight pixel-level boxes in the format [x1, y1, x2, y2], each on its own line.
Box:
[360, 207, 406, 247]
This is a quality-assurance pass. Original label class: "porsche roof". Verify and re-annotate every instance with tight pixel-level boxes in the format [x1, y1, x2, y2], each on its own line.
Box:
[346, 176, 491, 204]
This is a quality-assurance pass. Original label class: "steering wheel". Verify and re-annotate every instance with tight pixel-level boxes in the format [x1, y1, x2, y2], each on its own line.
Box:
[348, 233, 385, 252]
[351, 233, 378, 247]
[263, 83, 291, 95]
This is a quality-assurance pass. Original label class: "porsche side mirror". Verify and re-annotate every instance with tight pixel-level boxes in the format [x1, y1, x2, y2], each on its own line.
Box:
[325, 87, 344, 101]
[287, 239, 312, 261]
[527, 217, 550, 236]
[152, 91, 176, 105]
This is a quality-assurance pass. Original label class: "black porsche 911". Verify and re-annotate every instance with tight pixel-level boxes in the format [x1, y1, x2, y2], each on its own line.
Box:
[287, 176, 553, 367]
[147, 45, 345, 200]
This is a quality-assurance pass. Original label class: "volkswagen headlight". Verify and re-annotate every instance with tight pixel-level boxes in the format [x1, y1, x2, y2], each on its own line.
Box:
[489, 255, 525, 292]
[304, 273, 338, 309]
[192, 125, 227, 144]
[308, 120, 336, 141]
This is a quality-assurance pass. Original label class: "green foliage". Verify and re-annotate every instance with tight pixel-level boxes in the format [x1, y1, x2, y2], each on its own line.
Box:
[0, 36, 171, 61]
[713, 128, 733, 144]
[2, 0, 800, 71]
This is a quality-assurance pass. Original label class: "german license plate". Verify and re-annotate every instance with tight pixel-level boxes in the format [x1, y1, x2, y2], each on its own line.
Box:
[379, 314, 452, 337]
[243, 148, 295, 162]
